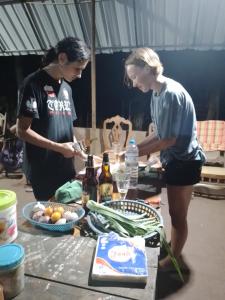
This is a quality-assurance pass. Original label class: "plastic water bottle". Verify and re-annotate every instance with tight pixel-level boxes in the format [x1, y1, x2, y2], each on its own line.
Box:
[125, 138, 139, 188]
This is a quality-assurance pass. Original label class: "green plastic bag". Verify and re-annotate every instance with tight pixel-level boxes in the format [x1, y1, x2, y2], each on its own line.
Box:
[55, 180, 82, 204]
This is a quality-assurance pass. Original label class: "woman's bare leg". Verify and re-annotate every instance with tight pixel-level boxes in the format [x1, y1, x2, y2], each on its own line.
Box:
[159, 184, 193, 267]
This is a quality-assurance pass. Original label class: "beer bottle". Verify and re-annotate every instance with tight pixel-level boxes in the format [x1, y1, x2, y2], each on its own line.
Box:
[99, 152, 113, 203]
[82, 155, 98, 214]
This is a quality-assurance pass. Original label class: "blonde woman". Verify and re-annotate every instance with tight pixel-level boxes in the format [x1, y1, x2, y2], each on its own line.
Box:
[125, 48, 205, 269]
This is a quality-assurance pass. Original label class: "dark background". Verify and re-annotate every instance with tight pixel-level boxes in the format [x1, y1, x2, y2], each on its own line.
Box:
[1, 50, 225, 130]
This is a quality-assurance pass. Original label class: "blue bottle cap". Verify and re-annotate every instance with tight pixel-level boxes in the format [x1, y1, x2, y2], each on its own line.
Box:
[0, 244, 25, 270]
[129, 138, 136, 144]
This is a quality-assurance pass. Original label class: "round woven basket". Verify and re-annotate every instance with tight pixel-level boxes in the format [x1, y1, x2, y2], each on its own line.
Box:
[87, 200, 163, 245]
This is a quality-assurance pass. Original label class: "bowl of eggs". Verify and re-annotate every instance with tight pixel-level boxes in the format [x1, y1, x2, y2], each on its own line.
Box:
[22, 201, 85, 232]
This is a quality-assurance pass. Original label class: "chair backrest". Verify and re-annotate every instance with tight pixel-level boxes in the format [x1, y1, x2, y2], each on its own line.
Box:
[0, 112, 7, 138]
[197, 120, 225, 151]
[103, 115, 133, 150]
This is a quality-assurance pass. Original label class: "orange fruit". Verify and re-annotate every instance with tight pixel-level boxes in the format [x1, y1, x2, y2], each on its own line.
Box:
[51, 211, 62, 223]
[44, 206, 53, 217]
[54, 206, 64, 215]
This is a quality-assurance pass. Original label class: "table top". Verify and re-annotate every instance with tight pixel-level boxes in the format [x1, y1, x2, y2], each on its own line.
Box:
[15, 231, 159, 300]
[14, 276, 126, 300]
[13, 183, 162, 300]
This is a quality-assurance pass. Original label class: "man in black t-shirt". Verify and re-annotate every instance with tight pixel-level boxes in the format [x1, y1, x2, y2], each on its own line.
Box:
[17, 37, 90, 200]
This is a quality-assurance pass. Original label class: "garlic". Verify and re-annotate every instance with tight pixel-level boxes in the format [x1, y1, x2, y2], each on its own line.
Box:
[55, 218, 67, 225]
[32, 202, 46, 213]
[69, 212, 79, 221]
[38, 215, 50, 223]
[32, 210, 44, 221]
[63, 211, 78, 222]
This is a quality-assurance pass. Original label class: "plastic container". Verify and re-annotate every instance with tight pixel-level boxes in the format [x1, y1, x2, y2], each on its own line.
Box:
[0, 190, 17, 245]
[0, 244, 25, 299]
[125, 138, 139, 188]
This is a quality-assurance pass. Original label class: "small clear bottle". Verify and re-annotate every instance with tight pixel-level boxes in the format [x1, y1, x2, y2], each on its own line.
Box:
[125, 138, 139, 188]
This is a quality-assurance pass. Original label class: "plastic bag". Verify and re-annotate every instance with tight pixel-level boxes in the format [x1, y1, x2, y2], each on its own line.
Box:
[55, 180, 82, 204]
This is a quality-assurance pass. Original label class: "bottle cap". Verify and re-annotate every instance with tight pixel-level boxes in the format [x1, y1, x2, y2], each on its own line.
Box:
[129, 138, 136, 145]
[103, 152, 109, 162]
[0, 244, 25, 270]
[87, 155, 93, 167]
[0, 190, 16, 211]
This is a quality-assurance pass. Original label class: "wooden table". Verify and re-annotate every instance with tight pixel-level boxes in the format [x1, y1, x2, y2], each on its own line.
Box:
[15, 231, 159, 300]
[14, 184, 162, 300]
[201, 166, 225, 182]
[194, 166, 225, 199]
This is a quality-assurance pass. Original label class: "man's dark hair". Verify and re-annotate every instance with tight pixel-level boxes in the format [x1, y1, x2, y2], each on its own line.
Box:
[41, 37, 91, 67]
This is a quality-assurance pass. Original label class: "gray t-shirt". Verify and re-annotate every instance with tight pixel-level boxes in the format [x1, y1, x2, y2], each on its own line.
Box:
[150, 77, 205, 165]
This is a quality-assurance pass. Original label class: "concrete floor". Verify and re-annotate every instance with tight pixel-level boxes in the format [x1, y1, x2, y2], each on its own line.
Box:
[157, 188, 225, 300]
[1, 175, 225, 300]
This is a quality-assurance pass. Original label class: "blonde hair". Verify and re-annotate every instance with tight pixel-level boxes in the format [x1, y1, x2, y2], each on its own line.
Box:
[124, 48, 164, 87]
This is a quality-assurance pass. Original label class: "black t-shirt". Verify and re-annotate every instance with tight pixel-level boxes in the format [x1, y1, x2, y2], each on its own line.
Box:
[17, 69, 77, 199]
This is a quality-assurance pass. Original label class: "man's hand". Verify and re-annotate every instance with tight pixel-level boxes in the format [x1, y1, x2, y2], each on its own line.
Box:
[59, 142, 77, 158]
[72, 142, 88, 160]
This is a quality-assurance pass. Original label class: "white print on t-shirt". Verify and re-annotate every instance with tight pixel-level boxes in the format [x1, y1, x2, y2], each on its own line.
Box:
[26, 98, 37, 112]
[47, 99, 71, 112]
[45, 86, 72, 115]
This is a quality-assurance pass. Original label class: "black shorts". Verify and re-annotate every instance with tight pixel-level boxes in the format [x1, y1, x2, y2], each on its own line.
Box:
[163, 160, 203, 186]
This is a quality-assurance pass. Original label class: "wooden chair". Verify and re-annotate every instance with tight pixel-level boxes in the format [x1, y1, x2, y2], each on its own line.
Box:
[0, 112, 7, 141]
[103, 115, 133, 150]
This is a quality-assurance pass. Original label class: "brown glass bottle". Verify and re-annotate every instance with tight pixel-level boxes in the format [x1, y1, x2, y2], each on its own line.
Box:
[82, 155, 98, 214]
[99, 152, 113, 203]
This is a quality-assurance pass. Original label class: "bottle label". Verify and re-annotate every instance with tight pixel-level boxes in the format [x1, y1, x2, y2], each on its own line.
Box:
[99, 183, 113, 202]
[88, 186, 97, 202]
[82, 192, 90, 206]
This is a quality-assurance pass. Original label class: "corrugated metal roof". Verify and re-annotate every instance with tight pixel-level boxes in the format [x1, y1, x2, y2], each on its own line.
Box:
[0, 0, 225, 56]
